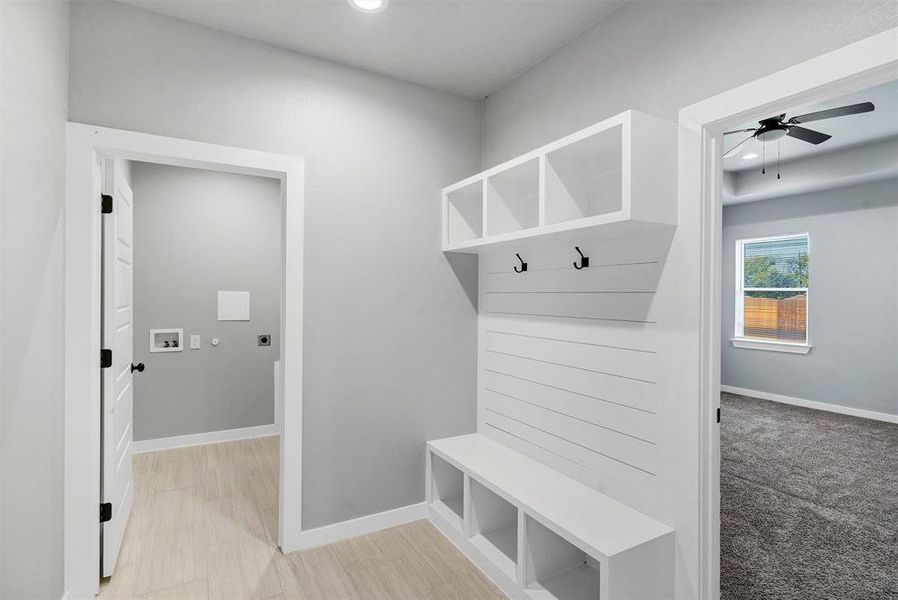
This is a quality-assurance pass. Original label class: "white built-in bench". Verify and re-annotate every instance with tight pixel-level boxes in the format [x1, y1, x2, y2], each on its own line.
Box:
[426, 434, 675, 600]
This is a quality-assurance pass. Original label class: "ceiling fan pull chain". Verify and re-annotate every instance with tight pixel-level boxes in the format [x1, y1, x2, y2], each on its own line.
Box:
[761, 142, 766, 175]
[777, 141, 781, 180]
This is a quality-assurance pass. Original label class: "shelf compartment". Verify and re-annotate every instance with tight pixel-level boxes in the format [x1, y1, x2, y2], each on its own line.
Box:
[468, 478, 518, 580]
[445, 180, 483, 245]
[441, 110, 677, 255]
[524, 516, 599, 600]
[486, 158, 539, 236]
[545, 124, 622, 226]
[430, 453, 464, 532]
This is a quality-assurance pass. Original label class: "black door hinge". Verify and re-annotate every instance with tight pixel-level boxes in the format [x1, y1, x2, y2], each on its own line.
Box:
[100, 502, 112, 523]
[101, 348, 112, 369]
[101, 194, 113, 214]
[716, 408, 721, 423]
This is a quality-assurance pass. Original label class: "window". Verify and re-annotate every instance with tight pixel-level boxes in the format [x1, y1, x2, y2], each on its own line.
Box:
[735, 234, 809, 347]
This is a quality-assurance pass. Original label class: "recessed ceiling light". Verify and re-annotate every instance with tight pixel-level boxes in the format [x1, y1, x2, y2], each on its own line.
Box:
[742, 152, 759, 160]
[348, 0, 387, 13]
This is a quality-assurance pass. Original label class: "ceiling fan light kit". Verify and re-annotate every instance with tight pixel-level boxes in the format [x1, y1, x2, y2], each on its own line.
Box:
[722, 101, 876, 177]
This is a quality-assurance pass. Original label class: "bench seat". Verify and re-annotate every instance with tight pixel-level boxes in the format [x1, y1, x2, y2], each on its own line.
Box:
[426, 433, 675, 599]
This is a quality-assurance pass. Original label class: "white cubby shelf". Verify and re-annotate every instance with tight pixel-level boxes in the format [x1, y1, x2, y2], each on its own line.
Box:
[426, 434, 675, 600]
[430, 453, 465, 533]
[441, 110, 677, 254]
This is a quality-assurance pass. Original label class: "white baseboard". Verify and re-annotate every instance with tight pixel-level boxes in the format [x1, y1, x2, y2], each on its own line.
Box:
[132, 423, 279, 453]
[721, 385, 898, 424]
[292, 502, 426, 552]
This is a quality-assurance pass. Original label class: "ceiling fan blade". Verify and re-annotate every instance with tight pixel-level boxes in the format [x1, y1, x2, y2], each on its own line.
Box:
[723, 133, 754, 158]
[788, 101, 874, 124]
[723, 127, 757, 136]
[787, 126, 831, 145]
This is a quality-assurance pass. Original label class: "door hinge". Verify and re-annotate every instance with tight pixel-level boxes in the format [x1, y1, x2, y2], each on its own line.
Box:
[716, 408, 721, 423]
[100, 502, 112, 523]
[101, 194, 113, 214]
[101, 348, 112, 369]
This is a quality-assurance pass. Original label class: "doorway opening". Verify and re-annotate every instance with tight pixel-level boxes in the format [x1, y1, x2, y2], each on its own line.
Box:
[679, 26, 898, 600]
[717, 79, 898, 598]
[64, 124, 304, 599]
[98, 158, 285, 593]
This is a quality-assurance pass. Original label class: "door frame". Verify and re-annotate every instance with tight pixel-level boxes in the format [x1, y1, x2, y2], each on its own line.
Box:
[678, 27, 898, 599]
[64, 124, 305, 598]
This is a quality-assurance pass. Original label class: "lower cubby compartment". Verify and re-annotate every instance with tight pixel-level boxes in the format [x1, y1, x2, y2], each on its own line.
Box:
[430, 453, 464, 531]
[524, 516, 600, 600]
[468, 478, 518, 580]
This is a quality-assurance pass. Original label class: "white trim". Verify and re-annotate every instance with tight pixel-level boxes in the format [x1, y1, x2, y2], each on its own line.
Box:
[64, 123, 305, 599]
[722, 385, 898, 424]
[296, 503, 426, 550]
[131, 424, 278, 454]
[680, 27, 898, 600]
[730, 338, 812, 354]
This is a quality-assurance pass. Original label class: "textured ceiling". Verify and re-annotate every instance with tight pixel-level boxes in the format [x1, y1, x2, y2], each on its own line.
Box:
[121, 0, 624, 98]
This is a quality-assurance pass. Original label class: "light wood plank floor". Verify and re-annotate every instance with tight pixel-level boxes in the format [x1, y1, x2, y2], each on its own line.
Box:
[99, 437, 504, 599]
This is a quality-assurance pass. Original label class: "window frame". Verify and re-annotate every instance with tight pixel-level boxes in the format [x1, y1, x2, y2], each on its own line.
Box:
[733, 232, 812, 353]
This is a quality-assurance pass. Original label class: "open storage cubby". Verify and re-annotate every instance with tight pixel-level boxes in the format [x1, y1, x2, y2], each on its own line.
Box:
[445, 180, 483, 245]
[441, 110, 677, 254]
[430, 453, 465, 532]
[468, 478, 518, 580]
[486, 158, 539, 236]
[524, 516, 600, 600]
[426, 435, 675, 599]
[545, 125, 622, 225]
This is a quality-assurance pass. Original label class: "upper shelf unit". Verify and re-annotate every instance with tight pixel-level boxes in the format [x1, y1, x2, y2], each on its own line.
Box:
[442, 110, 677, 254]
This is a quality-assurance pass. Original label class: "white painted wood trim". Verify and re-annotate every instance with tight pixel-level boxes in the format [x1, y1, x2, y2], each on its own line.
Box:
[679, 26, 898, 600]
[721, 385, 898, 424]
[64, 123, 305, 598]
[680, 28, 898, 133]
[131, 424, 278, 454]
[296, 503, 426, 551]
[729, 338, 812, 354]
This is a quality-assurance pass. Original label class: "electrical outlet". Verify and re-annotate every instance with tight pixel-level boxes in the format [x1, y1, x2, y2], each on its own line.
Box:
[257, 334, 271, 347]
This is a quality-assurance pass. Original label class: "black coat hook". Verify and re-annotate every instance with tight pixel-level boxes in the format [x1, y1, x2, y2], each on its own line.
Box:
[573, 246, 589, 270]
[514, 253, 528, 273]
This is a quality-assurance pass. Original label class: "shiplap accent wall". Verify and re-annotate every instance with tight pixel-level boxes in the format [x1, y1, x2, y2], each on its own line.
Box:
[477, 231, 677, 523]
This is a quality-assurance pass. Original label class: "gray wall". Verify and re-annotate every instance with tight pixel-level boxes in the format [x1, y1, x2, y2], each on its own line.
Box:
[722, 179, 898, 415]
[0, 2, 68, 599]
[70, 1, 482, 529]
[131, 163, 281, 441]
[482, 0, 898, 167]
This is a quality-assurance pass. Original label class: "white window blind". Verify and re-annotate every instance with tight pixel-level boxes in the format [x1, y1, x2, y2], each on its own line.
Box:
[736, 234, 809, 343]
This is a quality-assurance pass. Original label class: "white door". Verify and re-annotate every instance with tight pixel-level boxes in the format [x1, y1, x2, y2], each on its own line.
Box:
[101, 159, 135, 577]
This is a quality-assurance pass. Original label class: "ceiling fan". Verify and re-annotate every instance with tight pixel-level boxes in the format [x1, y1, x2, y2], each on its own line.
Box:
[723, 101, 875, 161]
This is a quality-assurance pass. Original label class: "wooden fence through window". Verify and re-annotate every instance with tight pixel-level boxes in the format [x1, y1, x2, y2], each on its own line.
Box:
[744, 294, 807, 341]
